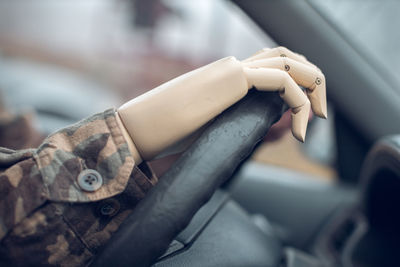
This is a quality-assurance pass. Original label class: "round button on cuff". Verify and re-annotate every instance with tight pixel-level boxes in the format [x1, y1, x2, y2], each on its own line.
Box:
[97, 199, 120, 217]
[77, 169, 103, 192]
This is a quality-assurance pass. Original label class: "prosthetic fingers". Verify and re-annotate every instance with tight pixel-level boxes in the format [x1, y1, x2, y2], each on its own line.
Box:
[242, 47, 327, 141]
[117, 47, 327, 164]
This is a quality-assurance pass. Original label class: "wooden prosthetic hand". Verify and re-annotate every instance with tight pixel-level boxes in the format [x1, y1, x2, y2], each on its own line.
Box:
[116, 47, 327, 164]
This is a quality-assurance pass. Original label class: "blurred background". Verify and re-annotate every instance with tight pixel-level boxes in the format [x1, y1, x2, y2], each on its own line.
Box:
[0, 0, 273, 109]
[3, 0, 392, 181]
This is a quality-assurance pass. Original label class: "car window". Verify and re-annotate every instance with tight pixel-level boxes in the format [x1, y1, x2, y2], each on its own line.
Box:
[0, 0, 275, 121]
[0, 0, 335, 180]
[308, 0, 400, 90]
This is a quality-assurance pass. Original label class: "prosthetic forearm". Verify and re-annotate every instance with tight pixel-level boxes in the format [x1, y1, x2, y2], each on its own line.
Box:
[116, 47, 327, 164]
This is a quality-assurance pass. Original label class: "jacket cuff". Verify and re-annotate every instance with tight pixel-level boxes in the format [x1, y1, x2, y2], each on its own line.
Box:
[34, 109, 137, 202]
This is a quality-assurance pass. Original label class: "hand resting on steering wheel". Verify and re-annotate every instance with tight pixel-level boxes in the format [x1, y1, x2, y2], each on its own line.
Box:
[117, 46, 327, 164]
[92, 47, 327, 267]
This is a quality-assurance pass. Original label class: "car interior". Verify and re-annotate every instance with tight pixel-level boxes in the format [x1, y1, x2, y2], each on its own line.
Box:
[1, 1, 399, 267]
[90, 1, 400, 266]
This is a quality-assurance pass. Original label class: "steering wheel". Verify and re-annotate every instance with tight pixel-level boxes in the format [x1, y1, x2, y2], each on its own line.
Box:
[91, 90, 287, 267]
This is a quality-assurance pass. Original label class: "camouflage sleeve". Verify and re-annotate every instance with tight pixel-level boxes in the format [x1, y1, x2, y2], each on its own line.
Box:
[0, 109, 158, 266]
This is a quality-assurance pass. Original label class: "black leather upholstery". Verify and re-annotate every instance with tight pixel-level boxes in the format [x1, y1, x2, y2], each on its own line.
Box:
[154, 200, 282, 267]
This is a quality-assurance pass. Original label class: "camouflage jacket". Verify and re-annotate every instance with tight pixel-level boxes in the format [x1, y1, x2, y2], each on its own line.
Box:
[0, 109, 158, 266]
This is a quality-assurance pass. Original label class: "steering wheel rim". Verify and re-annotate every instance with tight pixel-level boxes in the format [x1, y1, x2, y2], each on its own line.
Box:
[91, 90, 287, 267]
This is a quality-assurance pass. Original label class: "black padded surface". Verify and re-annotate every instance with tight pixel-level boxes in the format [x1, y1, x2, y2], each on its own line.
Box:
[154, 200, 282, 267]
[157, 190, 229, 260]
[175, 190, 228, 246]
